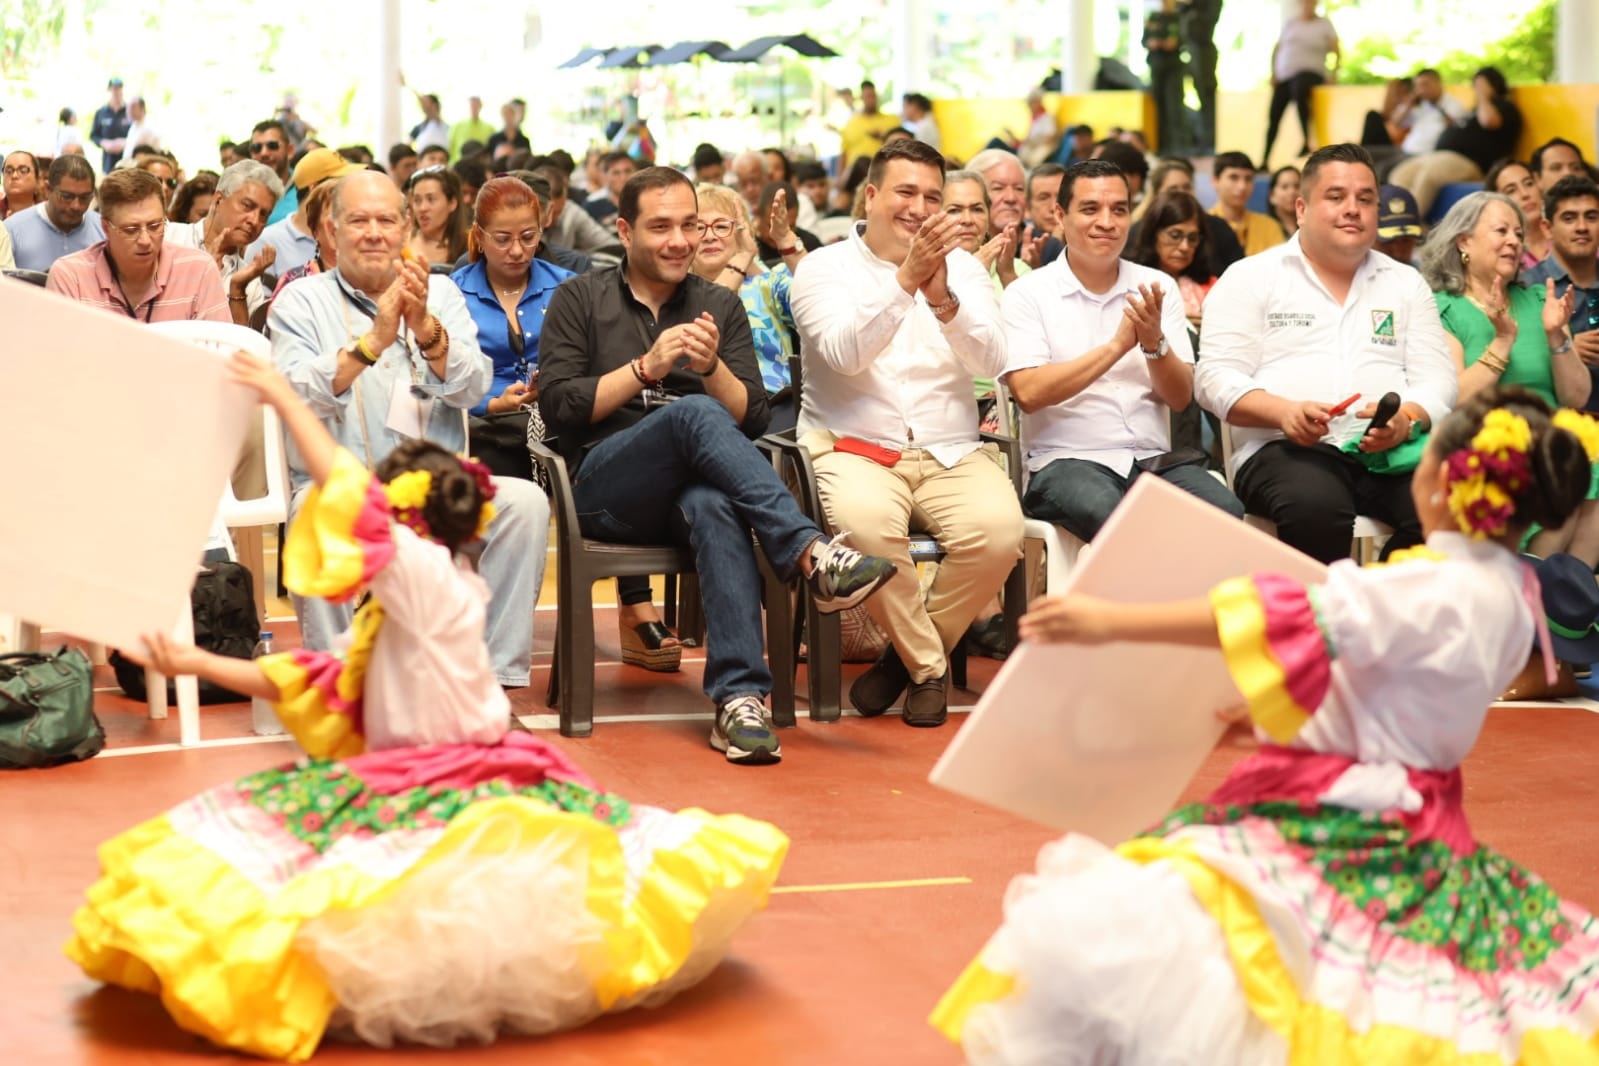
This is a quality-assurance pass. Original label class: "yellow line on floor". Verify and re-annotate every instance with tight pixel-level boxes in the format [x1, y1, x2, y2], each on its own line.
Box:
[771, 876, 972, 895]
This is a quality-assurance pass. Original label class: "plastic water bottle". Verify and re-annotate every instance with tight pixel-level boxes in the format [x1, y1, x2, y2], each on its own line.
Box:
[251, 631, 284, 736]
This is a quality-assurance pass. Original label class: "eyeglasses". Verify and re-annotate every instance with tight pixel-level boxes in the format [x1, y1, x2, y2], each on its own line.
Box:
[694, 219, 743, 239]
[110, 218, 167, 239]
[1159, 228, 1203, 247]
[249, 140, 281, 154]
[481, 229, 539, 250]
[54, 189, 93, 205]
[3, 164, 33, 177]
[159, 177, 178, 190]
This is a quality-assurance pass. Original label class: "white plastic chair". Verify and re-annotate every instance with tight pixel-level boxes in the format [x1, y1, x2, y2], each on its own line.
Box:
[148, 321, 290, 745]
[995, 381, 1087, 596]
[1219, 422, 1392, 563]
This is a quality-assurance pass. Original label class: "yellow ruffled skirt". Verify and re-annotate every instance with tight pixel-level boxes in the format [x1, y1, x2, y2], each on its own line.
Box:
[66, 755, 787, 1062]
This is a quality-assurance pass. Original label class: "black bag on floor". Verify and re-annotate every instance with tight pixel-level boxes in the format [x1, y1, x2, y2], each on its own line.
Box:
[110, 561, 261, 704]
[0, 647, 103, 768]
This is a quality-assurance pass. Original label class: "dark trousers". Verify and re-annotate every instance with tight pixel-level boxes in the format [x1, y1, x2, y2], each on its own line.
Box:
[573, 396, 822, 704]
[1264, 71, 1324, 161]
[1235, 441, 1423, 564]
[1149, 54, 1188, 155]
[1024, 457, 1244, 543]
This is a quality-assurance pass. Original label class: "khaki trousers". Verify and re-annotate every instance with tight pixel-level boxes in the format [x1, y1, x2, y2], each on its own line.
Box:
[1387, 150, 1483, 220]
[807, 433, 1024, 682]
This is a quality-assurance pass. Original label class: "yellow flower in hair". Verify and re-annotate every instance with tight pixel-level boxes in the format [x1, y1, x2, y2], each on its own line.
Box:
[384, 470, 433, 512]
[1553, 409, 1599, 461]
[1471, 408, 1532, 460]
[473, 499, 498, 540]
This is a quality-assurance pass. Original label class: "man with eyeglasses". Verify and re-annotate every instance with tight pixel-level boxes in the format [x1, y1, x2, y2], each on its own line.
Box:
[1001, 159, 1242, 552]
[267, 170, 549, 695]
[250, 119, 297, 226]
[6, 154, 106, 273]
[165, 159, 285, 327]
[539, 166, 897, 764]
[45, 168, 228, 323]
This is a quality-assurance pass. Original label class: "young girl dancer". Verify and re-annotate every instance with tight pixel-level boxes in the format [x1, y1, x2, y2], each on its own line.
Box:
[69, 352, 788, 1062]
[934, 386, 1599, 1063]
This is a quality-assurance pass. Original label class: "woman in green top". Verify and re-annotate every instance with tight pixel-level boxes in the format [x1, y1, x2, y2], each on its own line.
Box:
[1422, 190, 1595, 560]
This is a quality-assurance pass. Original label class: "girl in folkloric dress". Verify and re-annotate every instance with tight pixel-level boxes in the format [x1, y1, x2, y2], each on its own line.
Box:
[933, 385, 1599, 1064]
[71, 351, 787, 1063]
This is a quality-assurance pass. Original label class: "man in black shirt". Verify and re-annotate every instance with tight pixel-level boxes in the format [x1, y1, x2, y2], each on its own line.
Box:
[539, 166, 894, 765]
[1389, 65, 1522, 218]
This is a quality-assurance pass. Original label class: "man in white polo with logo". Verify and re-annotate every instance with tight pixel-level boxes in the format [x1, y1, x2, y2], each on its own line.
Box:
[1003, 159, 1242, 543]
[1197, 144, 1455, 564]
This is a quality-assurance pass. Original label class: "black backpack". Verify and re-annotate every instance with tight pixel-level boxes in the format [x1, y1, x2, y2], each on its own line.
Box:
[110, 561, 262, 704]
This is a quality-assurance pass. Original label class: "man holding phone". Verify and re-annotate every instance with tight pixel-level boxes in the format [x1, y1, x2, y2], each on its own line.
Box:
[1197, 144, 1455, 563]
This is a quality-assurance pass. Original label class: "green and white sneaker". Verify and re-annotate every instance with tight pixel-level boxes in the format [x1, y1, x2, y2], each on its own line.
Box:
[710, 695, 782, 765]
[807, 532, 895, 615]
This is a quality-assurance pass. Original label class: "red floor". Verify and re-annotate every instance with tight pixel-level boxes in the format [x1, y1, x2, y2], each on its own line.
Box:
[5, 611, 1599, 1064]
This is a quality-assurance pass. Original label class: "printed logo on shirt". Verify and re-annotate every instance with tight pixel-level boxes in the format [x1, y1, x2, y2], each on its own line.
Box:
[1267, 312, 1315, 329]
[1370, 309, 1397, 346]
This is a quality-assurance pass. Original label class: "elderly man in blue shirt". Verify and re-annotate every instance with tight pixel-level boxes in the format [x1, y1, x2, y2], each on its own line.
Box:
[268, 170, 549, 688]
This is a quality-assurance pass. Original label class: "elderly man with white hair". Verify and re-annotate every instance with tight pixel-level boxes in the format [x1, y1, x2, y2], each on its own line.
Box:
[266, 170, 548, 690]
[730, 150, 768, 212]
[165, 159, 283, 327]
[967, 148, 1052, 269]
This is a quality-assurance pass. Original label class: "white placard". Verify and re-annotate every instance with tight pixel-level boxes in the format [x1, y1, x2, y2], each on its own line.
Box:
[0, 279, 255, 651]
[930, 475, 1327, 843]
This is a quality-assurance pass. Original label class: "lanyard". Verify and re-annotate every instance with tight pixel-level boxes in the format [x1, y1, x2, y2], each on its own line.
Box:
[103, 251, 156, 322]
[337, 277, 432, 467]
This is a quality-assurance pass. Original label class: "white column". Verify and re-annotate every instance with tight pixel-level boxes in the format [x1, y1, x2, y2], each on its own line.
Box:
[1556, 0, 1599, 84]
[376, 0, 402, 154]
[888, 0, 935, 98]
[1060, 0, 1096, 94]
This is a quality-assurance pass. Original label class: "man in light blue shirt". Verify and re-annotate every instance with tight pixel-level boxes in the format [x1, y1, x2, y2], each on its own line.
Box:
[267, 171, 549, 688]
[249, 147, 363, 275]
[6, 155, 104, 272]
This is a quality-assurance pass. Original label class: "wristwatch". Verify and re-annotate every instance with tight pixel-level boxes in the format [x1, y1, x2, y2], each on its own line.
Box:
[1141, 336, 1169, 359]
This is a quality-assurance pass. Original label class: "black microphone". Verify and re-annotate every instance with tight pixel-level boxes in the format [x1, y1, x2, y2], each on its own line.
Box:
[1367, 391, 1403, 432]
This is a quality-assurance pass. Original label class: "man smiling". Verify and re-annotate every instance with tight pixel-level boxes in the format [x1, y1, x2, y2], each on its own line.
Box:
[538, 166, 895, 765]
[1197, 144, 1454, 563]
[791, 138, 1020, 727]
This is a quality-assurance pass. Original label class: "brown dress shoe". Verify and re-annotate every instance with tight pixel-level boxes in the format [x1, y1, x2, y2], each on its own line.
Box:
[850, 644, 910, 717]
[903, 672, 948, 727]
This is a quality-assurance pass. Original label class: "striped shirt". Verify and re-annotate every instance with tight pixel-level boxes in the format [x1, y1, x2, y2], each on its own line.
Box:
[44, 241, 230, 323]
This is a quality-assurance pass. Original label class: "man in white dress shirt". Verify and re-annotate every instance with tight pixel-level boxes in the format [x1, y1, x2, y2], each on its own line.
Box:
[1003, 159, 1242, 543]
[792, 138, 1022, 727]
[1197, 144, 1456, 563]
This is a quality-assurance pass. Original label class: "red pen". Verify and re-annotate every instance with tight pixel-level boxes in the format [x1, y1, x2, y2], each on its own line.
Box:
[1327, 393, 1361, 418]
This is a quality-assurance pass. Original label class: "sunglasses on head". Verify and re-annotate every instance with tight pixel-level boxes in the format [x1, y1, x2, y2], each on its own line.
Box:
[250, 140, 282, 154]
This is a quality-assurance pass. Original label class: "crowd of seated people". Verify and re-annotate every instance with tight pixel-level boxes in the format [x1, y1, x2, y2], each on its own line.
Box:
[11, 63, 1599, 739]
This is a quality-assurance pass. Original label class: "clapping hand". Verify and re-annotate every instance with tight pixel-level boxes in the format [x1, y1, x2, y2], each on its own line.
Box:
[896, 213, 961, 293]
[1018, 222, 1049, 268]
[1123, 284, 1164, 353]
[1543, 276, 1576, 336]
[394, 254, 433, 336]
[767, 189, 795, 251]
[235, 245, 276, 286]
[975, 229, 1012, 271]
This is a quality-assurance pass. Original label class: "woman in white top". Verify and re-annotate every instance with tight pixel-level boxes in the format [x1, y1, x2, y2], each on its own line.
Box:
[1263, 0, 1341, 166]
[55, 107, 83, 155]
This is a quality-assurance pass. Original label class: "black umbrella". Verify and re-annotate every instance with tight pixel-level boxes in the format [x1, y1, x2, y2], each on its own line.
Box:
[557, 46, 613, 69]
[718, 34, 838, 62]
[598, 45, 660, 69]
[647, 41, 732, 67]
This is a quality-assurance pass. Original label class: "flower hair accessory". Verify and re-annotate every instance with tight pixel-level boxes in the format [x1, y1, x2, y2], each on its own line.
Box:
[1443, 408, 1532, 539]
[460, 456, 499, 539]
[1553, 409, 1599, 462]
[384, 470, 434, 539]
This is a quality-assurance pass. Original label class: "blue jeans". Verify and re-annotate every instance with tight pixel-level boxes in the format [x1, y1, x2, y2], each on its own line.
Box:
[291, 475, 548, 686]
[571, 395, 822, 705]
[1024, 457, 1244, 542]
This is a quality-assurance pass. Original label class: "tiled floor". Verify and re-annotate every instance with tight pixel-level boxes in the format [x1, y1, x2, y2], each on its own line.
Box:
[8, 546, 1599, 1063]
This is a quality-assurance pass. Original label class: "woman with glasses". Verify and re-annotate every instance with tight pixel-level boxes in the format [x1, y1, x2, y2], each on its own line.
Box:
[405, 166, 467, 266]
[452, 176, 681, 672]
[1, 150, 45, 220]
[1129, 191, 1216, 330]
[689, 183, 804, 434]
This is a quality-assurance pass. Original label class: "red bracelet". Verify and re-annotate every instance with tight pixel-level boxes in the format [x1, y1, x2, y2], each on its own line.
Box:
[631, 358, 662, 387]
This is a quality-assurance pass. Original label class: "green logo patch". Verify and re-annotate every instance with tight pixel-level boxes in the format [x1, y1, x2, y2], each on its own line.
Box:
[1371, 310, 1395, 338]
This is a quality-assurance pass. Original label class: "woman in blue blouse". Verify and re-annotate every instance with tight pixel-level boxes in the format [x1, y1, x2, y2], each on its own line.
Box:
[453, 176, 682, 672]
